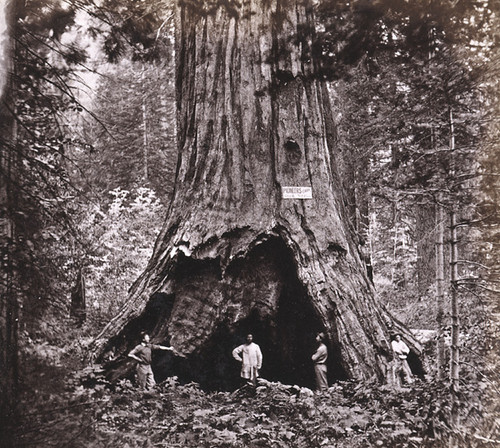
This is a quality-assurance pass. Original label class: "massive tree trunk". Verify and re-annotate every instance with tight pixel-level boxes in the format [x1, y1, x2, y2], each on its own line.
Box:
[92, 0, 421, 390]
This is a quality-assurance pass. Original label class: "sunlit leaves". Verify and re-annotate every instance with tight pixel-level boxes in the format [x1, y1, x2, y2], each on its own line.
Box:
[80, 187, 165, 323]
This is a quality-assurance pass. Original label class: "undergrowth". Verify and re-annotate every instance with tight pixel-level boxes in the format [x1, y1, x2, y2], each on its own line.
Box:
[5, 351, 499, 448]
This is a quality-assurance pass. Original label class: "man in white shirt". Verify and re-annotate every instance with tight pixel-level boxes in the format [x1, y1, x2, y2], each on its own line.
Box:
[391, 333, 414, 385]
[232, 334, 263, 386]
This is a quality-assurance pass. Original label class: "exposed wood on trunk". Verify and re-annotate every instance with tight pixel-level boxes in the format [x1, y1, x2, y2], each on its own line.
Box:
[92, 0, 421, 389]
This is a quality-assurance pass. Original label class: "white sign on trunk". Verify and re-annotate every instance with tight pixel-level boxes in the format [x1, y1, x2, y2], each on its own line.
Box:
[282, 186, 313, 199]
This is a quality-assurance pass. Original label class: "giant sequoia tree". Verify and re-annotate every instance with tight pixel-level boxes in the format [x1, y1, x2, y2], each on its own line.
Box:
[93, 0, 421, 390]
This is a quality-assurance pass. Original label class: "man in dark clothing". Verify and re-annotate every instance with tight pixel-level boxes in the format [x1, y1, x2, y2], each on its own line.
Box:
[128, 333, 174, 389]
[312, 332, 328, 392]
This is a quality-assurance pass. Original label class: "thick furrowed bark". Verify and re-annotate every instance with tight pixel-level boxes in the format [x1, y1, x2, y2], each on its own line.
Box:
[91, 0, 422, 388]
[94, 224, 420, 387]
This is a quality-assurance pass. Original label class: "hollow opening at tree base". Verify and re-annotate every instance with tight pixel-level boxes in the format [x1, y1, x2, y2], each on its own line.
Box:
[153, 238, 348, 391]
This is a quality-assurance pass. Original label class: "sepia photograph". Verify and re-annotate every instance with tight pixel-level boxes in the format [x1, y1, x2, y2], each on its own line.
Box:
[0, 0, 498, 446]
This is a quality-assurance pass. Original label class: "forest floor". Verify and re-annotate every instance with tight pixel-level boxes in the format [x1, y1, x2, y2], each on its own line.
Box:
[4, 332, 499, 448]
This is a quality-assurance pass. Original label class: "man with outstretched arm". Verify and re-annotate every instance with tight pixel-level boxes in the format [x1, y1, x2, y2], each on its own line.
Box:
[128, 332, 174, 389]
[232, 334, 263, 387]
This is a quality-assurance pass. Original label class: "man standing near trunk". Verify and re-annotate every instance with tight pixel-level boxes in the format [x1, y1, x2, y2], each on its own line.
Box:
[128, 332, 174, 389]
[232, 334, 263, 387]
[312, 332, 328, 392]
[391, 333, 414, 385]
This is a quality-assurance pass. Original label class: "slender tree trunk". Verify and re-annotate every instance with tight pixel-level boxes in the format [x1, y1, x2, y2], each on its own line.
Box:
[0, 0, 19, 437]
[448, 107, 460, 436]
[141, 68, 149, 182]
[435, 196, 446, 379]
[340, 147, 372, 281]
[390, 145, 405, 287]
[449, 211, 459, 392]
[391, 191, 403, 287]
[92, 0, 421, 390]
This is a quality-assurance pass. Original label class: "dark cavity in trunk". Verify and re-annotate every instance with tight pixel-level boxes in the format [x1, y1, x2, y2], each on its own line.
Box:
[149, 238, 348, 390]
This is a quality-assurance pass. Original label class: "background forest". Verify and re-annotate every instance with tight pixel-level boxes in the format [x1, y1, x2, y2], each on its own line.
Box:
[0, 0, 499, 447]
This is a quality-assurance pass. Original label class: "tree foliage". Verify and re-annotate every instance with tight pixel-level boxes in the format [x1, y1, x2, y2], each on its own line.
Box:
[75, 60, 176, 202]
[79, 187, 165, 329]
[325, 0, 497, 322]
[6, 0, 92, 330]
[4, 0, 176, 333]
